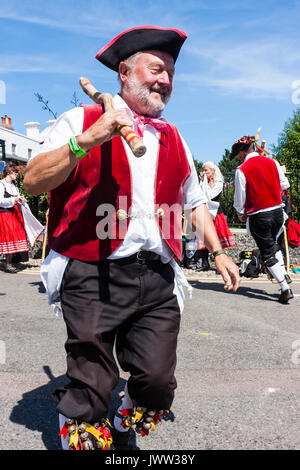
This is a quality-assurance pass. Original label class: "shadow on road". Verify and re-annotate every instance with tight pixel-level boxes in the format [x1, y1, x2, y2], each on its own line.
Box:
[29, 281, 46, 294]
[190, 281, 279, 302]
[9, 366, 67, 449]
[9, 365, 128, 450]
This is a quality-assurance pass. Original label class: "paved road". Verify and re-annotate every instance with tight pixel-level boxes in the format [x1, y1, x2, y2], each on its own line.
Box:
[0, 268, 299, 451]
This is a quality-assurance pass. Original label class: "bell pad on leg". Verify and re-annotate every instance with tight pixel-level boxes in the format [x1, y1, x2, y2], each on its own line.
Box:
[59, 418, 113, 450]
[118, 407, 171, 436]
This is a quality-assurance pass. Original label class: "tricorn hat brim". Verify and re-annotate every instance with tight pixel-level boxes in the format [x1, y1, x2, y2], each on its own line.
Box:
[95, 25, 187, 71]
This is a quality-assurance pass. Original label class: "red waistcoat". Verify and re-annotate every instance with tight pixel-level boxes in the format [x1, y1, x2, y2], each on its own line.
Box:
[47, 104, 191, 261]
[239, 155, 282, 214]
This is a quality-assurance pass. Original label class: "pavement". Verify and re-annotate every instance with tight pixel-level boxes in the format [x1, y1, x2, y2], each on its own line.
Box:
[0, 261, 300, 451]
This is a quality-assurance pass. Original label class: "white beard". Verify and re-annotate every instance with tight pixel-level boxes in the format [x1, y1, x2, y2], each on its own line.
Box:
[125, 74, 171, 117]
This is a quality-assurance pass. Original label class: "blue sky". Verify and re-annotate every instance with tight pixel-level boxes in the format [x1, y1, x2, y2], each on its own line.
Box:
[0, 0, 299, 163]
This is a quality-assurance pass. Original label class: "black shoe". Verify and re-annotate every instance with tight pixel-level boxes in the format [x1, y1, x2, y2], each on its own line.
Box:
[110, 426, 137, 450]
[278, 289, 294, 304]
[4, 265, 17, 273]
[285, 274, 292, 284]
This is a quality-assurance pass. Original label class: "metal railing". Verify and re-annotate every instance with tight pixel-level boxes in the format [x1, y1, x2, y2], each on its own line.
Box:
[220, 170, 300, 228]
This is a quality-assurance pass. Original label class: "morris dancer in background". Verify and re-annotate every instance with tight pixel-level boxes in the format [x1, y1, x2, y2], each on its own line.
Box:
[24, 26, 239, 451]
[231, 135, 292, 304]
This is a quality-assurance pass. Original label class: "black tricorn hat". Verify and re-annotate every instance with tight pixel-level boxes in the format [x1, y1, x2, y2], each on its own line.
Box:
[95, 26, 187, 71]
[230, 135, 256, 160]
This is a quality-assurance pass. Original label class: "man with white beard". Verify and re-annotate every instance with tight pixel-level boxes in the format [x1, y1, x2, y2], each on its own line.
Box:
[24, 26, 239, 451]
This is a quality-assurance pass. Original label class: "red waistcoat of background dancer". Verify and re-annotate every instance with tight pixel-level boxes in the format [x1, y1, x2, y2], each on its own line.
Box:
[239, 155, 282, 215]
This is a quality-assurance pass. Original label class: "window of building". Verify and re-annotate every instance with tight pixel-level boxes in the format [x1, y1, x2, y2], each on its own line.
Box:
[0, 139, 5, 161]
[12, 143, 16, 154]
[28, 148, 32, 159]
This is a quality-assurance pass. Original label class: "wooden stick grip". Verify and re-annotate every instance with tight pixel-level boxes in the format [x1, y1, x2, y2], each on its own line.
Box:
[79, 77, 146, 157]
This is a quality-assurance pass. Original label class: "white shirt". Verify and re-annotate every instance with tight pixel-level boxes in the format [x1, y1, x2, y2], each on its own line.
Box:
[233, 152, 290, 215]
[33, 95, 205, 315]
[200, 175, 223, 220]
[0, 180, 19, 209]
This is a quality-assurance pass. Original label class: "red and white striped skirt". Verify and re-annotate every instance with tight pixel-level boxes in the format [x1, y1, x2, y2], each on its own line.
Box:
[214, 213, 235, 248]
[195, 212, 235, 249]
[0, 206, 28, 254]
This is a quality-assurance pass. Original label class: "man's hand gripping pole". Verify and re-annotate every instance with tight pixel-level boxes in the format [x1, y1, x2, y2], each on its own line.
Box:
[79, 77, 146, 158]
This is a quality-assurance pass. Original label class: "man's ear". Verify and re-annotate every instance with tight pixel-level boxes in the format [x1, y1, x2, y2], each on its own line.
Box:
[118, 61, 130, 84]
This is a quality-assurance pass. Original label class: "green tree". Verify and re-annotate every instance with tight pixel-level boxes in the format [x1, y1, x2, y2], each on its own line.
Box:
[218, 148, 239, 182]
[193, 157, 203, 176]
[271, 107, 300, 221]
[218, 149, 241, 227]
[271, 108, 300, 170]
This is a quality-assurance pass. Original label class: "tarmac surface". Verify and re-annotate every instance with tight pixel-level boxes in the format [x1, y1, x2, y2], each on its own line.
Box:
[0, 264, 300, 451]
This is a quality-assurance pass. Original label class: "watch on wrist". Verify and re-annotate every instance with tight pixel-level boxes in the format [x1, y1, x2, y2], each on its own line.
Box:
[213, 249, 226, 259]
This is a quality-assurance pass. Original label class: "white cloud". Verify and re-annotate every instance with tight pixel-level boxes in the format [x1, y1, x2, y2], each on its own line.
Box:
[0, 11, 120, 38]
[0, 0, 251, 38]
[0, 55, 77, 74]
[0, 54, 104, 79]
[182, 36, 300, 99]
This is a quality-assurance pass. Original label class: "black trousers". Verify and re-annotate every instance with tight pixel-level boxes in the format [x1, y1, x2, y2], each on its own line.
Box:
[53, 256, 181, 423]
[248, 208, 284, 262]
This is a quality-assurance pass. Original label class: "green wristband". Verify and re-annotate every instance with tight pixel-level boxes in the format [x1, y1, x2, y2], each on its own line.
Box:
[68, 136, 88, 159]
[213, 249, 226, 258]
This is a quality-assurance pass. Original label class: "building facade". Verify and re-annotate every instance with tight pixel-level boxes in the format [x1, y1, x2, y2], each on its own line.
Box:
[0, 115, 55, 166]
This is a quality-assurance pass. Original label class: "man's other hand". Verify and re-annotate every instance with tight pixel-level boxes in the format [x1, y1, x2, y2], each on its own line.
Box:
[214, 253, 240, 292]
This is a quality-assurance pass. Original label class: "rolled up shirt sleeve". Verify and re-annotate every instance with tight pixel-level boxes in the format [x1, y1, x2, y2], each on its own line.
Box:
[233, 169, 246, 214]
[30, 107, 84, 160]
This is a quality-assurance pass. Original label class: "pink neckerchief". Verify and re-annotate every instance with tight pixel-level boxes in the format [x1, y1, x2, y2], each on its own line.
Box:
[131, 110, 169, 137]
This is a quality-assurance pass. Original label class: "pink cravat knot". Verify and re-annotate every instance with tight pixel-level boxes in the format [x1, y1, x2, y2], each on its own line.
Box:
[132, 111, 169, 137]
